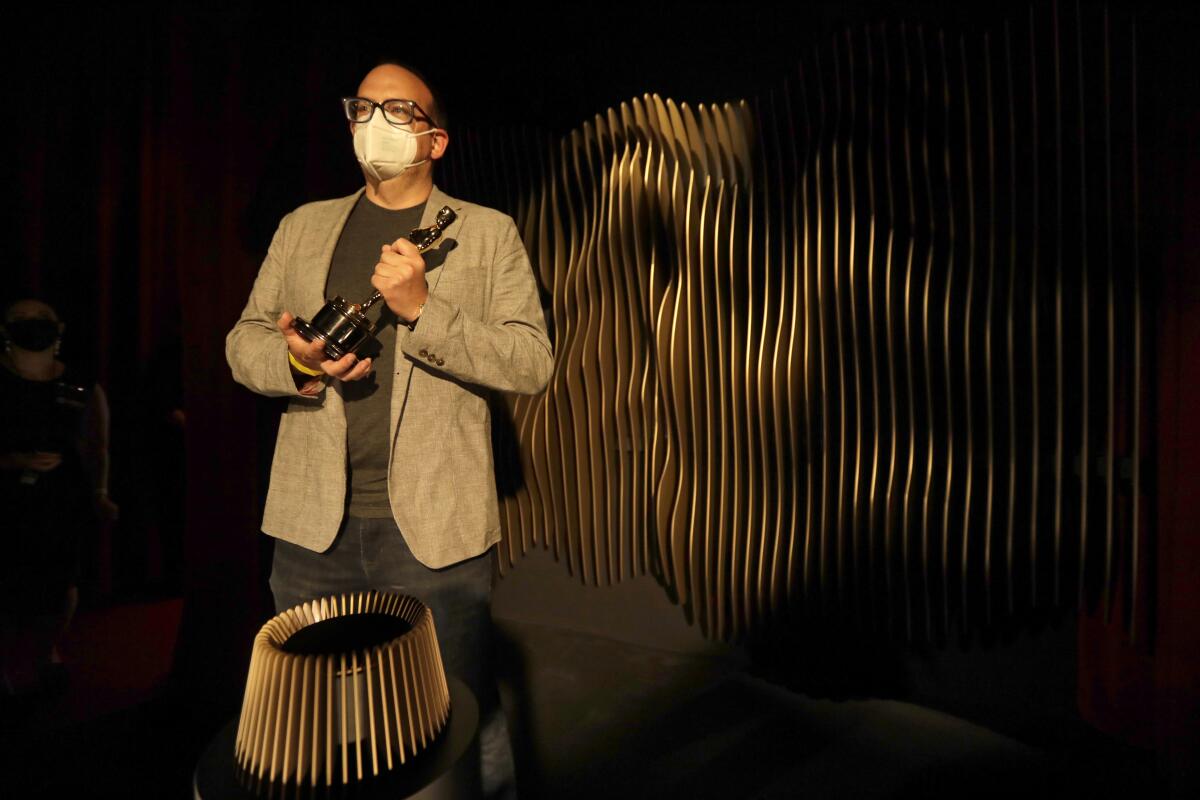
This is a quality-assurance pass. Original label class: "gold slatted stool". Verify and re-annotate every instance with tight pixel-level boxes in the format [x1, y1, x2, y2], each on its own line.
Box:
[234, 591, 451, 788]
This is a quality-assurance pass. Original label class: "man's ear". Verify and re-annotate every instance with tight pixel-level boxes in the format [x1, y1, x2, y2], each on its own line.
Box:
[430, 129, 450, 161]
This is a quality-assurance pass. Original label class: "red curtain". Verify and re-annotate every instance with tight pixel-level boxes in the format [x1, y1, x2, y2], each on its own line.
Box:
[1076, 39, 1200, 794]
[10, 8, 367, 689]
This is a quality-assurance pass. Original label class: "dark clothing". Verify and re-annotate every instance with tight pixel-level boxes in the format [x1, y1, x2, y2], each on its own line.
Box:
[0, 364, 94, 613]
[324, 195, 427, 518]
[269, 518, 511, 793]
[269, 516, 495, 703]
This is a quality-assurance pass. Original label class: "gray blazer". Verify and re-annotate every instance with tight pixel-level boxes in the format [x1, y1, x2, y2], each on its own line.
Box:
[226, 185, 553, 568]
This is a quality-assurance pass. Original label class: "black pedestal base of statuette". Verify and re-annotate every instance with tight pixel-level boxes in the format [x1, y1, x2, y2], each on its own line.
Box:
[193, 677, 480, 800]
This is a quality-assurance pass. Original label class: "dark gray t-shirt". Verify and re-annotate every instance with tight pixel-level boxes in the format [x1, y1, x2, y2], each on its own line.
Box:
[325, 194, 426, 517]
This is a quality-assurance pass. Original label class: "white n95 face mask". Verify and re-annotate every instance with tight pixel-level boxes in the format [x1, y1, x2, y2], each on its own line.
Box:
[352, 112, 438, 182]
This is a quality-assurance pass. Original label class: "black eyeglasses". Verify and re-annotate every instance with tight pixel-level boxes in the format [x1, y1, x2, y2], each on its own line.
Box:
[341, 97, 439, 129]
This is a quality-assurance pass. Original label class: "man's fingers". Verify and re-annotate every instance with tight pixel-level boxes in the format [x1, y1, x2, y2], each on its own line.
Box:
[342, 357, 374, 382]
[389, 237, 417, 255]
[322, 352, 359, 378]
[384, 240, 426, 270]
[278, 310, 323, 359]
[31, 453, 62, 471]
[377, 250, 422, 273]
[303, 337, 328, 362]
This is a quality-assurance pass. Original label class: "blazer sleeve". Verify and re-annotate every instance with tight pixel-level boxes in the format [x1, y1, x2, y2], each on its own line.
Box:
[400, 215, 553, 395]
[225, 212, 318, 399]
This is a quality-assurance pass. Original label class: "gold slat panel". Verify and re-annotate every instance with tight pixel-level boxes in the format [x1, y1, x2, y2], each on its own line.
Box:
[466, 3, 1146, 645]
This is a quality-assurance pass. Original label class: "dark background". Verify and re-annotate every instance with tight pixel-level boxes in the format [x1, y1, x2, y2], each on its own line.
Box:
[3, 1, 1198, 796]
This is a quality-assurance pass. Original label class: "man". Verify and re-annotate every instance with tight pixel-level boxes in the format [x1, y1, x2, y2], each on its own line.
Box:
[225, 63, 552, 798]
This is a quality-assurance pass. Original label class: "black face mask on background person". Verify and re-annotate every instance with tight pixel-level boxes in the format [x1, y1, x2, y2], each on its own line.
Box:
[5, 319, 60, 352]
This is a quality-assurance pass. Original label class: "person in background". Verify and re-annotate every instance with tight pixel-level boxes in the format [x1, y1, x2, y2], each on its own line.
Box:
[0, 298, 118, 697]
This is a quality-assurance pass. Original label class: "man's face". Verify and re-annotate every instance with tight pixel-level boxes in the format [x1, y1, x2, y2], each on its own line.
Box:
[2, 299, 64, 351]
[352, 64, 447, 166]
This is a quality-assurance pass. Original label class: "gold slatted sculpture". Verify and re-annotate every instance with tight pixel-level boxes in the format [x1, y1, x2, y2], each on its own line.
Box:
[235, 592, 450, 787]
[448, 3, 1146, 645]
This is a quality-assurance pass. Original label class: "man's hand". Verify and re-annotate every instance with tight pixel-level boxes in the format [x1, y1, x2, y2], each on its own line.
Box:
[372, 239, 429, 323]
[277, 311, 373, 382]
[1, 451, 63, 472]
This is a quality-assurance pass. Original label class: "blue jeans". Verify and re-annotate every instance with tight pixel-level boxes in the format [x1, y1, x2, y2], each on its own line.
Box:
[269, 516, 516, 798]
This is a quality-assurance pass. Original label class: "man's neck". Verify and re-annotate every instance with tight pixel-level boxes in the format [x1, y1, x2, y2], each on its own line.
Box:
[364, 172, 434, 210]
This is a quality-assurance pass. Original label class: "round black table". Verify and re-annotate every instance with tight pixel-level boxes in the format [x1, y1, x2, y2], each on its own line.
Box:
[193, 676, 480, 800]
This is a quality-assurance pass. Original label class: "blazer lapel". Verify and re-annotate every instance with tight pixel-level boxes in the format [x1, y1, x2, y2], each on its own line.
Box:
[300, 189, 364, 315]
[388, 184, 467, 448]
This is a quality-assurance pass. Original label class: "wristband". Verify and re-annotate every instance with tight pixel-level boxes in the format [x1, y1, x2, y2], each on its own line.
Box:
[288, 351, 323, 377]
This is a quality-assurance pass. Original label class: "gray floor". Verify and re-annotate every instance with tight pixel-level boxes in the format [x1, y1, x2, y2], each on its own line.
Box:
[490, 548, 1066, 799]
[0, 547, 1157, 797]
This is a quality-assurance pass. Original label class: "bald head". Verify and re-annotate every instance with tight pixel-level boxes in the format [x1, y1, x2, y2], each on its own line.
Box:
[357, 64, 442, 129]
[5, 298, 59, 324]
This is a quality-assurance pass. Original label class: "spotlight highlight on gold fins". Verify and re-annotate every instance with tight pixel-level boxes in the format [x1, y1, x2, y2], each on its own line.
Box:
[465, 3, 1145, 646]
